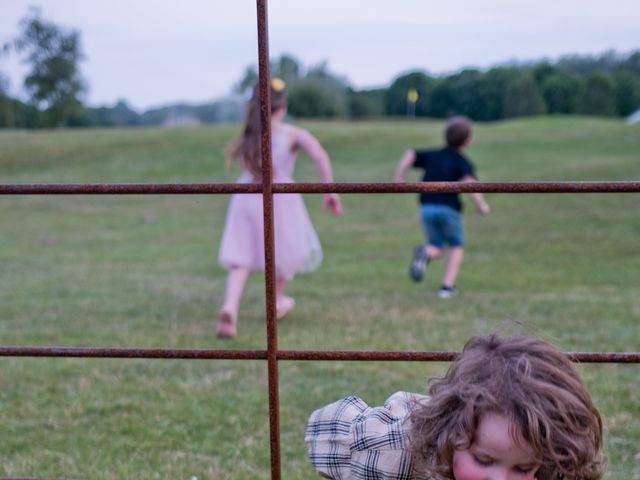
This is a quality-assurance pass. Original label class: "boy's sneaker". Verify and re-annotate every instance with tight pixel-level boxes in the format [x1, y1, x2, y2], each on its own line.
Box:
[409, 246, 429, 282]
[437, 286, 459, 299]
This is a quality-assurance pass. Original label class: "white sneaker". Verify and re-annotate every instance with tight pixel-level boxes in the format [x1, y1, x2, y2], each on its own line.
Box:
[437, 286, 459, 299]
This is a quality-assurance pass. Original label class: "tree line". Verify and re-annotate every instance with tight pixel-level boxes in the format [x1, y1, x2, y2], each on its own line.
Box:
[1, 9, 639, 129]
[269, 51, 640, 121]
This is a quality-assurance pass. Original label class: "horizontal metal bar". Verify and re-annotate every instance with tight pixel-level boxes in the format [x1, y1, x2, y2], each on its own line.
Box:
[0, 478, 70, 480]
[279, 350, 457, 362]
[288, 350, 638, 363]
[281, 181, 640, 194]
[286, 350, 640, 363]
[0, 478, 78, 480]
[0, 347, 638, 363]
[0, 346, 267, 360]
[1, 181, 640, 195]
[0, 183, 262, 195]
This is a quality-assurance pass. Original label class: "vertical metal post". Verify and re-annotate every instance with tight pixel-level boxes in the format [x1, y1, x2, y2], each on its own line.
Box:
[256, 0, 281, 478]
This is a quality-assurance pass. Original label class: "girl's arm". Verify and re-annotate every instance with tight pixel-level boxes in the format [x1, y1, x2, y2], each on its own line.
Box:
[294, 128, 343, 217]
[394, 149, 416, 182]
[461, 174, 490, 215]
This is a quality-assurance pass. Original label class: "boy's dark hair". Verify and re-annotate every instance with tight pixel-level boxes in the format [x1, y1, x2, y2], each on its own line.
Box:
[445, 116, 472, 148]
[408, 334, 604, 480]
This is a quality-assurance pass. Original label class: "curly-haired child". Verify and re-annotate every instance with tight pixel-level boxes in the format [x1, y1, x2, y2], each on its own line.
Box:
[305, 334, 604, 479]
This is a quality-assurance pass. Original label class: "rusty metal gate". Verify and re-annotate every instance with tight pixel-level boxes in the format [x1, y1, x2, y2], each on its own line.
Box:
[1, 1, 640, 479]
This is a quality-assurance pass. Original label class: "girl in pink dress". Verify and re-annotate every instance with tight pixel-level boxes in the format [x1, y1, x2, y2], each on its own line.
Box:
[216, 79, 342, 338]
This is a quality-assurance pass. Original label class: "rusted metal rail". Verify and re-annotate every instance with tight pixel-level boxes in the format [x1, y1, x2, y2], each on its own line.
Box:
[0, 477, 81, 480]
[255, 1, 282, 478]
[1, 347, 639, 363]
[1, 181, 640, 195]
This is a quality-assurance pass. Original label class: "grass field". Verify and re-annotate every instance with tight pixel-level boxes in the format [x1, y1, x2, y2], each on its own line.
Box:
[0, 117, 639, 479]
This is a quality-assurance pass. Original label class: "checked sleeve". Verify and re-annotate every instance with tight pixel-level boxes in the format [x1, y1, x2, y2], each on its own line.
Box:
[305, 391, 431, 479]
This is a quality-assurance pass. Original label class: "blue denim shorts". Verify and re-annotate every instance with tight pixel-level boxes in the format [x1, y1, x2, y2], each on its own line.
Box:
[420, 203, 464, 248]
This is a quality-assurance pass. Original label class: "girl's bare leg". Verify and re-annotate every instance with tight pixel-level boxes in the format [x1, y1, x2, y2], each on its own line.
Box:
[217, 266, 251, 338]
[276, 277, 295, 320]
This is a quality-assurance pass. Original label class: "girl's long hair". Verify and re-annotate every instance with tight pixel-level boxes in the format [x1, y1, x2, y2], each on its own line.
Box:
[229, 80, 288, 179]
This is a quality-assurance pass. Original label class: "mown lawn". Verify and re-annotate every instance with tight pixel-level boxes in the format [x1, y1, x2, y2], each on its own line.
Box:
[0, 117, 639, 479]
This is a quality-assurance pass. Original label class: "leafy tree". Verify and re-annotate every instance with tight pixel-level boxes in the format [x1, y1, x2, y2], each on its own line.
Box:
[0, 73, 14, 127]
[428, 68, 513, 120]
[557, 50, 621, 75]
[232, 55, 348, 118]
[0, 72, 41, 128]
[621, 51, 640, 75]
[503, 72, 546, 118]
[272, 54, 302, 82]
[279, 60, 348, 118]
[613, 71, 640, 116]
[557, 50, 640, 76]
[0, 95, 16, 128]
[472, 68, 515, 120]
[234, 54, 303, 94]
[230, 49, 640, 121]
[88, 100, 141, 127]
[385, 71, 432, 116]
[288, 80, 344, 118]
[8, 8, 86, 127]
[531, 62, 558, 86]
[0, 73, 8, 95]
[428, 78, 455, 118]
[581, 73, 616, 116]
[65, 107, 99, 127]
[437, 69, 487, 120]
[541, 72, 584, 114]
[347, 87, 385, 118]
[108, 100, 141, 126]
[0, 96, 40, 128]
[305, 61, 349, 87]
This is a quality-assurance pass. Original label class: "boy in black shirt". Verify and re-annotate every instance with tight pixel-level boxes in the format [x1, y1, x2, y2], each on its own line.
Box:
[394, 116, 490, 298]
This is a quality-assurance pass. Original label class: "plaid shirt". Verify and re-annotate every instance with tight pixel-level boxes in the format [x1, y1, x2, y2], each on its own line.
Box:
[305, 391, 431, 479]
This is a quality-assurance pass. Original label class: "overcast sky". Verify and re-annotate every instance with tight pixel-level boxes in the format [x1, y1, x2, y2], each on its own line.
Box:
[1, 0, 639, 111]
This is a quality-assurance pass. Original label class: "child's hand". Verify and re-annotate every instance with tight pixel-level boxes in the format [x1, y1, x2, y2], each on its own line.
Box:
[322, 193, 343, 217]
[477, 201, 491, 215]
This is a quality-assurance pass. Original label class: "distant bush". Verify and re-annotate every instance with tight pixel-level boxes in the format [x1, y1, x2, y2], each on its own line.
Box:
[347, 88, 385, 119]
[582, 73, 616, 116]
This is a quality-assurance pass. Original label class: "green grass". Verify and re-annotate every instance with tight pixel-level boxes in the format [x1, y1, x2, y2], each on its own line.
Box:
[0, 117, 639, 478]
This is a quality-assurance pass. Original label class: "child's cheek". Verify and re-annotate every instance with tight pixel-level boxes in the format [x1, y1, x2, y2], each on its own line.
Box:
[452, 453, 484, 480]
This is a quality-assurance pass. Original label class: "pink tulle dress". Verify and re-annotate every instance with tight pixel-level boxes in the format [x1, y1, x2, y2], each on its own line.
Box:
[218, 124, 322, 281]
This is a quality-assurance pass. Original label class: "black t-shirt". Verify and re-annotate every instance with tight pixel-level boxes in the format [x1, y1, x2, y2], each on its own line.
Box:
[412, 147, 476, 211]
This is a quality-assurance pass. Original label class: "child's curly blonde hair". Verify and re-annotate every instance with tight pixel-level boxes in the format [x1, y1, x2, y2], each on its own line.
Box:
[408, 334, 604, 480]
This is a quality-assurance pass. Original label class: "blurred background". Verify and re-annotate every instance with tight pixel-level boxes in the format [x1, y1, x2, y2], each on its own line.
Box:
[1, 0, 639, 128]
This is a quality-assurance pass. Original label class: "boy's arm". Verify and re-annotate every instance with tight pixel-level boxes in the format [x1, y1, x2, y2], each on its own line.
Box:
[461, 174, 490, 215]
[294, 127, 343, 217]
[394, 149, 416, 182]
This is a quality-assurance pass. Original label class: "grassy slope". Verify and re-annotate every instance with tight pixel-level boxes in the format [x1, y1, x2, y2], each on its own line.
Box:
[0, 117, 639, 478]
